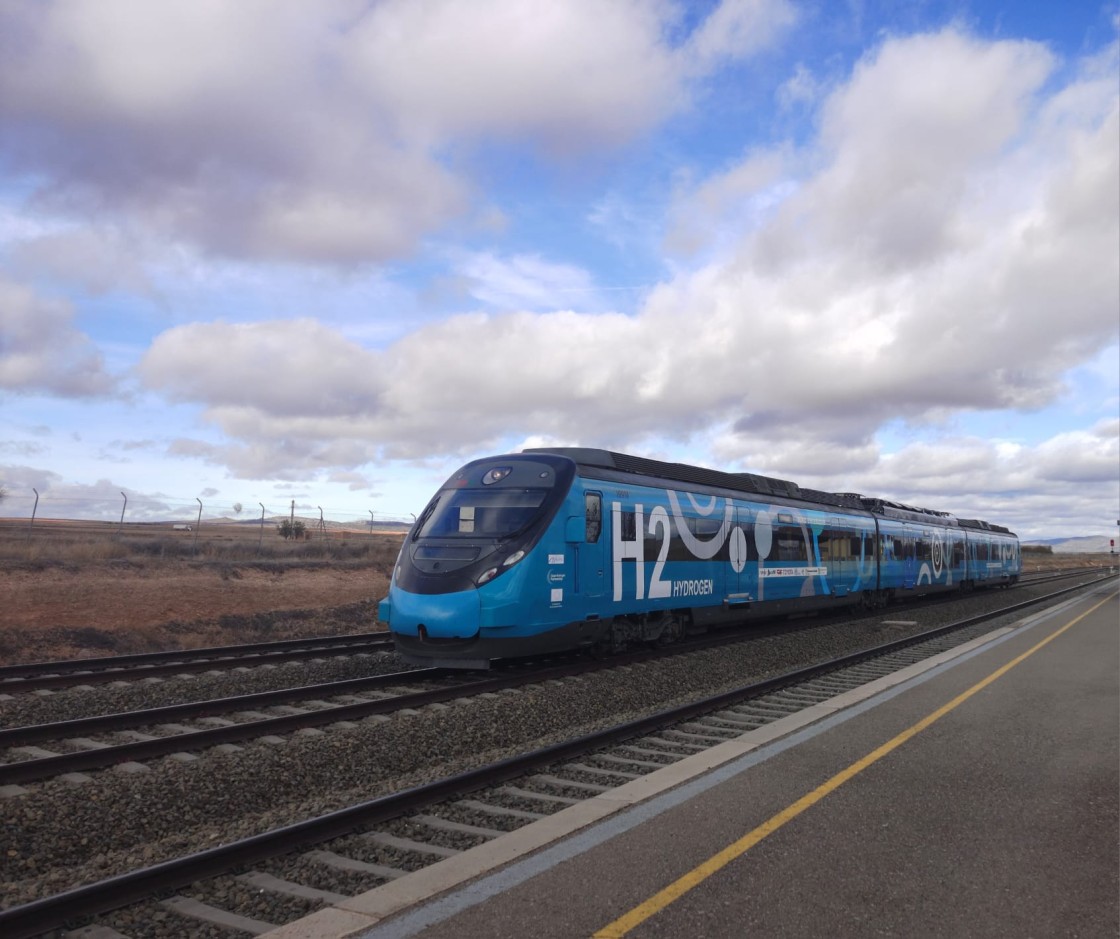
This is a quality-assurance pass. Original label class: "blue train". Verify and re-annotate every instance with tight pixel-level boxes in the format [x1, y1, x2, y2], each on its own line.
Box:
[379, 448, 1021, 668]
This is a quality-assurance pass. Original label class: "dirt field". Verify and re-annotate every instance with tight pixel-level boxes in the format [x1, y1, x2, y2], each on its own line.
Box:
[0, 523, 402, 666]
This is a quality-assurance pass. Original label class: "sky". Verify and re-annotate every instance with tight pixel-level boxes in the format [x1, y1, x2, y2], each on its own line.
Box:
[0, 0, 1118, 542]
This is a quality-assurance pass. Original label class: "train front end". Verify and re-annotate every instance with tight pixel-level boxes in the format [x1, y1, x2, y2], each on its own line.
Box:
[379, 453, 578, 668]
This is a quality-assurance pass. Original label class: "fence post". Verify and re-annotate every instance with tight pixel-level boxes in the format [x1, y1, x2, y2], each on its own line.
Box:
[258, 504, 266, 555]
[117, 492, 127, 537]
[27, 488, 39, 544]
[194, 498, 202, 553]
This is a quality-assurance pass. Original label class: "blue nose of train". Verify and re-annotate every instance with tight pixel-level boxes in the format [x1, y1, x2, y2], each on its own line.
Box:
[386, 587, 481, 640]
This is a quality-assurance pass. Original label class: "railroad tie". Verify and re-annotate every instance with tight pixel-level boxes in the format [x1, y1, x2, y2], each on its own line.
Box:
[560, 762, 643, 781]
[495, 785, 581, 806]
[591, 752, 669, 771]
[454, 799, 545, 820]
[61, 925, 129, 938]
[361, 832, 461, 858]
[411, 814, 505, 839]
[302, 849, 408, 880]
[236, 871, 350, 904]
[160, 896, 277, 936]
[530, 773, 613, 794]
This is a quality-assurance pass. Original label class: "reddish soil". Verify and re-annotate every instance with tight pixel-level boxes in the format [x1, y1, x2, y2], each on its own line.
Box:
[0, 562, 390, 666]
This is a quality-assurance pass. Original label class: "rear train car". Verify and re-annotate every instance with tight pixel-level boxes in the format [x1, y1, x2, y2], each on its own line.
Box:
[379, 448, 1020, 668]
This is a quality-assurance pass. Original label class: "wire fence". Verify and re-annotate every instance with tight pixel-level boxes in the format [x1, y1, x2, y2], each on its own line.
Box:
[0, 489, 411, 561]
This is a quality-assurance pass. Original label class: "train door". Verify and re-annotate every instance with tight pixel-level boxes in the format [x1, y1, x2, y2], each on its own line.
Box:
[730, 505, 756, 604]
[974, 536, 990, 583]
[823, 517, 849, 596]
[902, 527, 917, 589]
[949, 531, 965, 584]
[578, 491, 605, 598]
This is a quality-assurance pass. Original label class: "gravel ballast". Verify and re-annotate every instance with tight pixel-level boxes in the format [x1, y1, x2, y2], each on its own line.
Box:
[1, 579, 1103, 915]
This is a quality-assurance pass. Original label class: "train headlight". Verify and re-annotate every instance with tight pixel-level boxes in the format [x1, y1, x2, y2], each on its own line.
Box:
[476, 549, 526, 586]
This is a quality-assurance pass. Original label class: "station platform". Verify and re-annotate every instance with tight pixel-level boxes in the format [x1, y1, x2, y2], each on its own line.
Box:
[267, 580, 1119, 939]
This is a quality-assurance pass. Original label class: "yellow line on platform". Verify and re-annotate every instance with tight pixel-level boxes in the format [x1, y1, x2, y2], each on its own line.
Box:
[593, 590, 1117, 938]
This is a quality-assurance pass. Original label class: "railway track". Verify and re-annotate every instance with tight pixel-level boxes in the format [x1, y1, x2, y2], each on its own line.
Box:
[0, 568, 1090, 698]
[0, 569, 1096, 789]
[1, 571, 1112, 938]
[0, 633, 397, 693]
[0, 621, 923, 786]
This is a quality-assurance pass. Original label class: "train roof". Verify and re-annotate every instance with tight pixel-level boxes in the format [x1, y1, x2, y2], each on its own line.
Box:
[526, 447, 808, 501]
[524, 448, 1016, 535]
[956, 518, 1015, 535]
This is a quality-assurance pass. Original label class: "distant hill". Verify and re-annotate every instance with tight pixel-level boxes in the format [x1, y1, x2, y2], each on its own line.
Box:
[1024, 535, 1115, 554]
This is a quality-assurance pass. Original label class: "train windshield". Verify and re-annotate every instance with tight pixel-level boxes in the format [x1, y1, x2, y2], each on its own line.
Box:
[416, 489, 549, 540]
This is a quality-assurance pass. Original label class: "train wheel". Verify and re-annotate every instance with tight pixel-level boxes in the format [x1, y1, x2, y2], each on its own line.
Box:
[654, 613, 684, 647]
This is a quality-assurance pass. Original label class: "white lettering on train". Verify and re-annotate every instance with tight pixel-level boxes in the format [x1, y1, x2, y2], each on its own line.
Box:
[672, 579, 714, 597]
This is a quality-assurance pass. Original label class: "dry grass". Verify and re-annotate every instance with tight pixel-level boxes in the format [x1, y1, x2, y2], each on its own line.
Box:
[0, 517, 405, 565]
[0, 520, 405, 666]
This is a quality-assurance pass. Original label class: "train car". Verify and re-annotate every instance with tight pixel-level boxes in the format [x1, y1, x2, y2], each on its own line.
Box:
[379, 448, 1020, 668]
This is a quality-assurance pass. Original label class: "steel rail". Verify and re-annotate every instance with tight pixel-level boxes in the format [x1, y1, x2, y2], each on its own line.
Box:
[0, 574, 1110, 939]
[0, 635, 728, 786]
[0, 620, 783, 786]
[2, 572, 1106, 782]
[0, 638, 396, 693]
[0, 667, 444, 750]
[0, 617, 912, 786]
[0, 631, 388, 681]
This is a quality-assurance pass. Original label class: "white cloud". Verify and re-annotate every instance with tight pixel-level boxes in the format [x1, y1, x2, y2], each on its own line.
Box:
[344, 0, 681, 150]
[126, 27, 1118, 533]
[6, 225, 155, 295]
[683, 0, 798, 72]
[139, 318, 385, 419]
[0, 276, 116, 396]
[1032, 419, 1120, 485]
[776, 62, 822, 110]
[0, 0, 794, 264]
[456, 252, 600, 311]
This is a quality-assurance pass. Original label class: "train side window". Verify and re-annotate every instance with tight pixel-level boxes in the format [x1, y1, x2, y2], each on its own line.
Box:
[775, 525, 808, 561]
[821, 529, 854, 561]
[585, 492, 602, 542]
